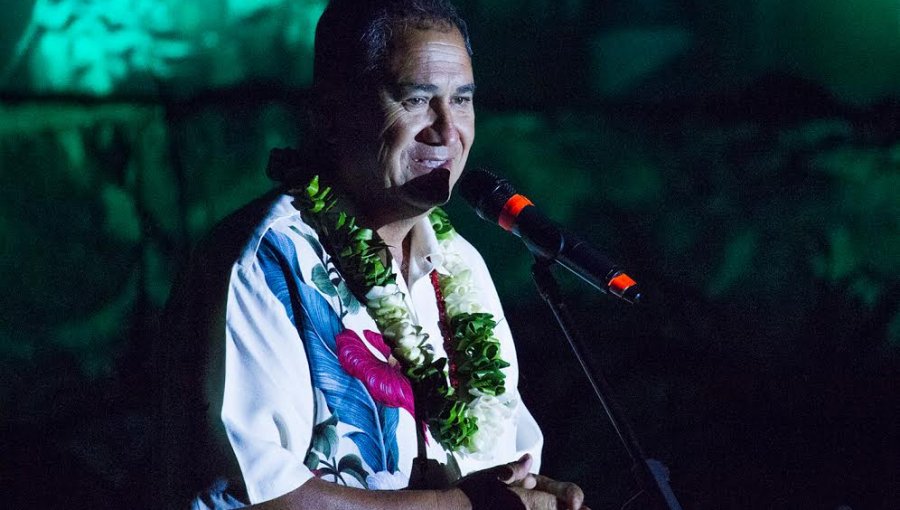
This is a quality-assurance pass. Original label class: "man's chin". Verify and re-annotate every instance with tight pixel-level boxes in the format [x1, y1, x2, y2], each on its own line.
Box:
[397, 168, 453, 210]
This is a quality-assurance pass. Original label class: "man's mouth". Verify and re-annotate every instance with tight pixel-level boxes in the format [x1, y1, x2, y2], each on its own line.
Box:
[413, 158, 452, 169]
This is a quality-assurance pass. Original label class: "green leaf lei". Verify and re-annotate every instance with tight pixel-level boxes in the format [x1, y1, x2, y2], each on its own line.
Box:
[294, 176, 511, 454]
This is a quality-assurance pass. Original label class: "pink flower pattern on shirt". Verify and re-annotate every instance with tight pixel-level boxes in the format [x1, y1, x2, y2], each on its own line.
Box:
[336, 329, 416, 418]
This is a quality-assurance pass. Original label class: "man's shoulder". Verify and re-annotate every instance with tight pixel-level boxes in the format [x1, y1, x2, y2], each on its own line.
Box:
[193, 189, 311, 274]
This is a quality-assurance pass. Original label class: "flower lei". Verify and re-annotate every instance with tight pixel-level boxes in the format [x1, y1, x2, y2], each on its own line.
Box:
[294, 176, 514, 455]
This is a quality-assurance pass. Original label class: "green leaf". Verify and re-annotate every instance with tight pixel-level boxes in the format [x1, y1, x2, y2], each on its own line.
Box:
[312, 264, 338, 296]
[337, 283, 361, 314]
[342, 466, 368, 488]
[337, 454, 368, 488]
[428, 207, 456, 241]
[304, 450, 320, 470]
[306, 175, 320, 196]
[311, 417, 338, 458]
[337, 453, 364, 470]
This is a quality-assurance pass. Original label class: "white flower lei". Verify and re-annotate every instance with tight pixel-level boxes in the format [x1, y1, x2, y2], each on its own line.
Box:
[295, 176, 515, 456]
[366, 218, 517, 457]
[439, 248, 518, 457]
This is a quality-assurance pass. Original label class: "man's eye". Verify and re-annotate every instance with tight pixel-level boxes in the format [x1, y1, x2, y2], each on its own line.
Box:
[404, 97, 428, 107]
[452, 96, 473, 106]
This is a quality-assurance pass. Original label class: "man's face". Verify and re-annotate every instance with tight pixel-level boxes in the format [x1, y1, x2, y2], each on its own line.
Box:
[334, 25, 475, 219]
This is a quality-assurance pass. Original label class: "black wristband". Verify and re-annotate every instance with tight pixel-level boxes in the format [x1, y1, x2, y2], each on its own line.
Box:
[456, 476, 525, 510]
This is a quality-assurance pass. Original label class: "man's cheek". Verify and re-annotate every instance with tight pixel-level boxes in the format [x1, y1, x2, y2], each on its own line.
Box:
[376, 113, 407, 159]
[379, 104, 407, 136]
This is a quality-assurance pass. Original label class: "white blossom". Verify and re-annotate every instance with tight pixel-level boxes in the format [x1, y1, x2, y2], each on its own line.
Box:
[464, 393, 517, 457]
[366, 470, 408, 490]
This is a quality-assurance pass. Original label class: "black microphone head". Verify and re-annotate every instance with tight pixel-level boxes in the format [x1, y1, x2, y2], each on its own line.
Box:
[458, 169, 517, 223]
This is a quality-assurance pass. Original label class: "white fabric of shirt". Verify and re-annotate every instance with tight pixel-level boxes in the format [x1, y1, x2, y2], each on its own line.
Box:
[220, 194, 544, 504]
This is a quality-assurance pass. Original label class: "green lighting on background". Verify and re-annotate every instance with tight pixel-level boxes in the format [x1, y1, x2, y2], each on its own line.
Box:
[0, 1, 898, 508]
[2, 0, 328, 95]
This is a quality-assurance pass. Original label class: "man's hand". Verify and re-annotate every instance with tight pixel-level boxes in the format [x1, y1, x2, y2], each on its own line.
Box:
[508, 473, 589, 510]
[457, 454, 590, 510]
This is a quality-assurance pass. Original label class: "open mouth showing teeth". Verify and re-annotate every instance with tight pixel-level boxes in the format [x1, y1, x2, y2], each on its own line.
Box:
[414, 159, 450, 168]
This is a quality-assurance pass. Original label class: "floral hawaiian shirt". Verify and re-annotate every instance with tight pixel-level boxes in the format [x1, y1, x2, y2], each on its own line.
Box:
[210, 194, 543, 505]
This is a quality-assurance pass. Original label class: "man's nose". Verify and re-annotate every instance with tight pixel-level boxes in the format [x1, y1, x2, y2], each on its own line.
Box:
[417, 102, 459, 146]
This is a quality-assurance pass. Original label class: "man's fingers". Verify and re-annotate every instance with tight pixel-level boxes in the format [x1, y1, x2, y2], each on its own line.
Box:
[511, 484, 589, 510]
[532, 475, 586, 510]
[508, 473, 538, 489]
[496, 453, 534, 484]
[521, 474, 538, 490]
[509, 486, 560, 510]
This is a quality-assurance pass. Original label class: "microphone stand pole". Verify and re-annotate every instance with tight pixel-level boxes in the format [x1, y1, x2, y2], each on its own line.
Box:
[530, 255, 683, 510]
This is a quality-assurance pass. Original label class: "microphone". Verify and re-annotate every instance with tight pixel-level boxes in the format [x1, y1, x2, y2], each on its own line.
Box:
[459, 169, 642, 304]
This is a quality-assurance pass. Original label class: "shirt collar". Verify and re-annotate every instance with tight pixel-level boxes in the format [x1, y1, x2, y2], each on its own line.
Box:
[405, 214, 447, 285]
[285, 187, 447, 286]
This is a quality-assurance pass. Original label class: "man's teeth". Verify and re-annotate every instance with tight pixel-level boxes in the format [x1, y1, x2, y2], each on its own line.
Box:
[416, 159, 447, 168]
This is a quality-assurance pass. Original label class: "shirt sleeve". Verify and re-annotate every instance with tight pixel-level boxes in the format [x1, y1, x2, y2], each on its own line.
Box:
[453, 235, 545, 473]
[221, 260, 316, 503]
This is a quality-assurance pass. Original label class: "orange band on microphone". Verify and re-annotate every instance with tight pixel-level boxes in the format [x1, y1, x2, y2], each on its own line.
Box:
[608, 273, 637, 297]
[498, 194, 534, 231]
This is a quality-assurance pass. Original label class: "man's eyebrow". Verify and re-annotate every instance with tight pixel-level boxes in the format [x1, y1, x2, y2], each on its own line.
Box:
[392, 83, 476, 95]
[456, 83, 476, 95]
[395, 83, 438, 94]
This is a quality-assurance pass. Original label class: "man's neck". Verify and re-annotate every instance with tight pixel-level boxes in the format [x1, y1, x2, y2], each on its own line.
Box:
[377, 215, 423, 283]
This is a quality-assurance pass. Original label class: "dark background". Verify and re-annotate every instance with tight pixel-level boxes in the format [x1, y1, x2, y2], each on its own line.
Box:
[1, 0, 898, 508]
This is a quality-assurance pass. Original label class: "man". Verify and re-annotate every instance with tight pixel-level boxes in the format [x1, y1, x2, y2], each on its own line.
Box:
[170, 1, 589, 508]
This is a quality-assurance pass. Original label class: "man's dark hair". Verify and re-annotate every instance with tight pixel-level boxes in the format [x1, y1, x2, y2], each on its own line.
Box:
[313, 0, 472, 97]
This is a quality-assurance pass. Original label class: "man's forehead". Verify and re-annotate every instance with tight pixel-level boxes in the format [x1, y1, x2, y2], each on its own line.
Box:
[383, 27, 472, 81]
[388, 82, 476, 95]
